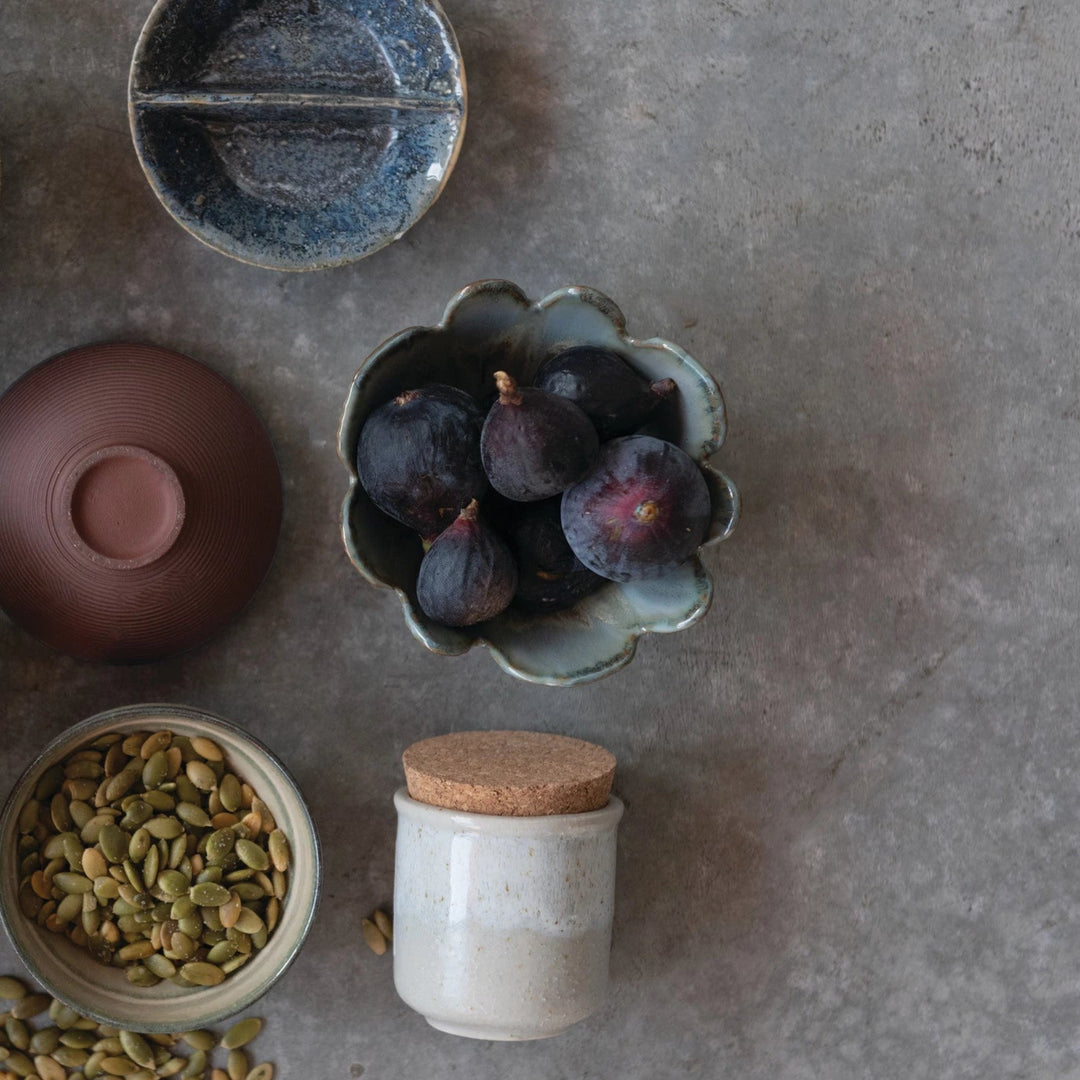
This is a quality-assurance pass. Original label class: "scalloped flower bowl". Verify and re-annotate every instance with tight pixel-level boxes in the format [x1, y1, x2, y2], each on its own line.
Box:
[338, 280, 739, 686]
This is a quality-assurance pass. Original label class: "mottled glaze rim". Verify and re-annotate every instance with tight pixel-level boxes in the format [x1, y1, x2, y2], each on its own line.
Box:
[127, 0, 467, 271]
[338, 280, 740, 685]
[0, 704, 321, 1032]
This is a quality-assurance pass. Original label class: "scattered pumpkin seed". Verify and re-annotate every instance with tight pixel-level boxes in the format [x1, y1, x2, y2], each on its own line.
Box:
[0, 978, 27, 1000]
[245, 1064, 273, 1080]
[361, 918, 387, 956]
[179, 1032, 215, 1053]
[118, 1032, 153, 1069]
[220, 1020, 261, 1052]
[226, 1049, 248, 1080]
[373, 909, 393, 942]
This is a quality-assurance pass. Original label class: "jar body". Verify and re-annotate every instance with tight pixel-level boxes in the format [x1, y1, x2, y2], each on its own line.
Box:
[392, 788, 624, 1040]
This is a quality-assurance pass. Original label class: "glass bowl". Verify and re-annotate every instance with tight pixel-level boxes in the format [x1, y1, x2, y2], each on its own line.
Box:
[0, 703, 320, 1032]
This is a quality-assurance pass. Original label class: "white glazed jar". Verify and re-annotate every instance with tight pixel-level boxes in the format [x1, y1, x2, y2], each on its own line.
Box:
[392, 788, 624, 1040]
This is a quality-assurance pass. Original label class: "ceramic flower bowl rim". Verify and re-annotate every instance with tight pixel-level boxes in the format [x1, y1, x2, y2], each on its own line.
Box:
[338, 279, 739, 685]
[0, 703, 321, 1032]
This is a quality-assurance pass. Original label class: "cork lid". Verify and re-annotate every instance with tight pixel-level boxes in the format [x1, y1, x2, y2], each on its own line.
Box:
[402, 731, 616, 816]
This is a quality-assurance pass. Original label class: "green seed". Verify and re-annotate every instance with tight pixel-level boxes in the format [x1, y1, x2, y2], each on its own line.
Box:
[85, 1050, 108, 1078]
[220, 953, 251, 974]
[10, 994, 49, 1021]
[227, 1048, 249, 1080]
[158, 1057, 187, 1077]
[157, 870, 189, 897]
[143, 845, 160, 888]
[190, 737, 223, 762]
[94, 1039, 124, 1056]
[53, 872, 94, 894]
[35, 1053, 67, 1080]
[205, 830, 234, 863]
[51, 792, 73, 832]
[221, 1018, 261, 1051]
[234, 840, 268, 872]
[218, 775, 242, 814]
[267, 831, 289, 872]
[61, 833, 84, 870]
[190, 882, 231, 906]
[179, 1031, 216, 1053]
[49, 1001, 80, 1029]
[29, 1026, 61, 1055]
[53, 1046, 90, 1067]
[124, 966, 159, 988]
[119, 1031, 154, 1069]
[179, 962, 225, 987]
[146, 817, 184, 840]
[142, 790, 175, 812]
[185, 762, 216, 792]
[101, 1055, 141, 1075]
[144, 954, 176, 979]
[98, 825, 127, 864]
[245, 1064, 274, 1080]
[4, 1050, 33, 1077]
[180, 1049, 207, 1078]
[233, 908, 265, 935]
[18, 800, 41, 834]
[140, 731, 172, 759]
[35, 765, 66, 799]
[5, 1018, 29, 1049]
[142, 751, 168, 791]
[128, 829, 151, 862]
[176, 803, 211, 828]
[59, 1029, 97, 1049]
[0, 977, 27, 1000]
[117, 941, 155, 963]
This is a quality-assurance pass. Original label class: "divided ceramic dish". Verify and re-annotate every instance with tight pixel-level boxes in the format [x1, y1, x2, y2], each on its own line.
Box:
[339, 280, 739, 686]
[129, 0, 466, 270]
[0, 704, 320, 1032]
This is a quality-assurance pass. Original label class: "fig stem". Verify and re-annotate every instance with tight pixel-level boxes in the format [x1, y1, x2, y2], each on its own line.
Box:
[634, 500, 660, 524]
[394, 389, 421, 406]
[494, 371, 523, 405]
[460, 499, 480, 521]
[651, 377, 677, 399]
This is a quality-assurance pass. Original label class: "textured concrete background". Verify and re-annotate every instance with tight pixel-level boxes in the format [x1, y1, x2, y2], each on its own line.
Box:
[3, 0, 1080, 1076]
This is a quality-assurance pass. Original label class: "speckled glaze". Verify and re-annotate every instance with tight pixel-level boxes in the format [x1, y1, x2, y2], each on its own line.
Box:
[0, 704, 321, 1033]
[129, 0, 466, 270]
[393, 789, 624, 1040]
[338, 280, 739, 685]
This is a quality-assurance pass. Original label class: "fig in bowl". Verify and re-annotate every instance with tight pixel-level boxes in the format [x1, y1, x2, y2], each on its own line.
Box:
[338, 279, 739, 686]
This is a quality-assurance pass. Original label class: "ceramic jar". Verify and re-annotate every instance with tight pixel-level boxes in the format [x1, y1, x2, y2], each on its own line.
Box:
[392, 788, 624, 1040]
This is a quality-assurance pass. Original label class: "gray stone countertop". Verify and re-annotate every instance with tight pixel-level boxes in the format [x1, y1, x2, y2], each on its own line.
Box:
[3, 1, 1080, 1076]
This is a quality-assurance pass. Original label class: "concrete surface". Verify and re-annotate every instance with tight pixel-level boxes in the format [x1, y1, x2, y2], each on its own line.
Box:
[2, 0, 1080, 1076]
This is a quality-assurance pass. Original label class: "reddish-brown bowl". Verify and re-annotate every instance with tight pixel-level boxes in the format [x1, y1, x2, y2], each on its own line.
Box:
[0, 342, 282, 661]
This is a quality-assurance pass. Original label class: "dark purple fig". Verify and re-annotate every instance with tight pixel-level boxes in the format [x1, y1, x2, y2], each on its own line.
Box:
[561, 435, 711, 581]
[534, 346, 677, 440]
[480, 371, 599, 501]
[499, 497, 604, 614]
[357, 384, 486, 541]
[416, 500, 518, 627]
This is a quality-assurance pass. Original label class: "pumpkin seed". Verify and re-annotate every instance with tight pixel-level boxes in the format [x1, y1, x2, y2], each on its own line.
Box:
[220, 1019, 261, 1051]
[98, 826, 126, 865]
[159, 1057, 187, 1077]
[373, 909, 393, 942]
[4, 1049, 34, 1076]
[139, 731, 172, 760]
[190, 737, 223, 762]
[29, 1027, 61, 1055]
[185, 762, 216, 792]
[180, 1049, 207, 1078]
[145, 817, 183, 840]
[5, 1018, 29, 1049]
[35, 1053, 66, 1080]
[53, 873, 93, 895]
[124, 966, 159, 988]
[190, 883, 231, 907]
[10, 995, 49, 1022]
[53, 1046, 90, 1067]
[245, 1064, 273, 1080]
[179, 1031, 216, 1053]
[227, 1049, 249, 1080]
[81, 848, 107, 881]
[101, 1055, 142, 1075]
[0, 978, 26, 1000]
[233, 840, 268, 872]
[118, 1032, 154, 1069]
[206, 942, 238, 965]
[58, 1029, 96, 1049]
[266, 832, 289, 873]
[218, 775, 242, 814]
[179, 962, 225, 987]
[233, 909, 265, 935]
[361, 918, 387, 955]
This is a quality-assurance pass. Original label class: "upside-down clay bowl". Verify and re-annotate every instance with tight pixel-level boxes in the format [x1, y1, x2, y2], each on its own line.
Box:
[0, 342, 282, 662]
[338, 280, 740, 686]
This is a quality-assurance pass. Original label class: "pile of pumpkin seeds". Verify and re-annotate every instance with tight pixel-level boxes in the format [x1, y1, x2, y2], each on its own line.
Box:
[16, 730, 291, 988]
[0, 975, 273, 1080]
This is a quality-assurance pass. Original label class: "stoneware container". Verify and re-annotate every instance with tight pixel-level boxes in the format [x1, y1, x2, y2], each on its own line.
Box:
[339, 279, 740, 685]
[129, 0, 466, 270]
[393, 788, 624, 1040]
[0, 704, 320, 1032]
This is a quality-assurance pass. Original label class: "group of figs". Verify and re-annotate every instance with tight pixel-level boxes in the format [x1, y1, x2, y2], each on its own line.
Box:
[356, 346, 713, 628]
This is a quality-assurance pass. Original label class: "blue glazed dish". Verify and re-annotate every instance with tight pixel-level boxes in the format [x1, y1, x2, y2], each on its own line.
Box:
[129, 0, 465, 271]
[338, 280, 740, 686]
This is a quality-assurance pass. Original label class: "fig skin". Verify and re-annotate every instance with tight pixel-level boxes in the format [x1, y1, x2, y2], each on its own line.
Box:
[561, 435, 712, 582]
[498, 497, 605, 614]
[416, 500, 518, 627]
[535, 345, 677, 441]
[356, 384, 487, 541]
[480, 371, 599, 502]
